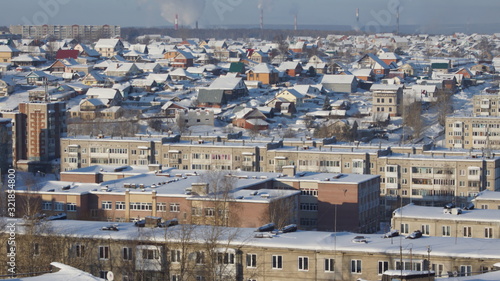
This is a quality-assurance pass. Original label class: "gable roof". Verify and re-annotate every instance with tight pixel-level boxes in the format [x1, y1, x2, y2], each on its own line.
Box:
[198, 89, 226, 104]
[56, 49, 79, 60]
[321, 74, 356, 84]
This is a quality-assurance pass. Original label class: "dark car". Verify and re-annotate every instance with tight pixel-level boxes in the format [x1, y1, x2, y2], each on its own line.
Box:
[383, 230, 400, 238]
[406, 230, 422, 239]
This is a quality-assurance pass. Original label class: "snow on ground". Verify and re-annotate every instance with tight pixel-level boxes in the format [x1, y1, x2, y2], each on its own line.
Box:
[8, 262, 104, 281]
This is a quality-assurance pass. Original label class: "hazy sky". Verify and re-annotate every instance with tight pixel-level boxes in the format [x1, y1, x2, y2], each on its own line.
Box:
[1, 0, 499, 31]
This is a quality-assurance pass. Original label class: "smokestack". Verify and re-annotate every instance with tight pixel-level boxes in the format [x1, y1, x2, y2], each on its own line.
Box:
[195, 21, 198, 30]
[175, 14, 179, 30]
[260, 8, 264, 30]
[294, 14, 297, 31]
[396, 6, 400, 35]
[356, 8, 359, 25]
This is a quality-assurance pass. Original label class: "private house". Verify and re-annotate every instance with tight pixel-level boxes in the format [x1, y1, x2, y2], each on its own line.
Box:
[207, 76, 248, 99]
[265, 97, 296, 116]
[74, 43, 101, 58]
[175, 108, 215, 127]
[377, 51, 402, 65]
[104, 63, 142, 77]
[11, 54, 46, 67]
[304, 55, 328, 74]
[232, 107, 269, 130]
[248, 50, 269, 64]
[86, 87, 123, 103]
[0, 44, 21, 63]
[171, 50, 195, 68]
[94, 38, 124, 57]
[352, 68, 374, 81]
[161, 101, 188, 118]
[25, 71, 59, 85]
[275, 89, 305, 107]
[70, 99, 123, 120]
[399, 63, 416, 77]
[355, 53, 390, 76]
[197, 89, 227, 108]
[0, 77, 16, 96]
[371, 84, 403, 117]
[431, 60, 451, 74]
[246, 63, 279, 85]
[289, 41, 306, 53]
[55, 49, 79, 60]
[278, 61, 303, 77]
[82, 71, 110, 87]
[320, 75, 358, 93]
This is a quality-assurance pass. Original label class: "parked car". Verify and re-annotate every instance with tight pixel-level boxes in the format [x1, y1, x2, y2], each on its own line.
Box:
[406, 230, 422, 239]
[383, 229, 399, 238]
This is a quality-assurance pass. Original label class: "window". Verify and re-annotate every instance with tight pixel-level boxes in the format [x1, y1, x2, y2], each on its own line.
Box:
[116, 201, 126, 210]
[247, 254, 257, 268]
[67, 203, 77, 212]
[272, 255, 283, 269]
[102, 201, 112, 210]
[170, 203, 180, 212]
[171, 274, 180, 281]
[481, 204, 488, 209]
[460, 265, 472, 276]
[205, 208, 215, 217]
[54, 202, 64, 211]
[142, 249, 160, 260]
[123, 247, 132, 260]
[298, 256, 309, 271]
[325, 258, 335, 272]
[99, 271, 108, 279]
[463, 226, 472, 238]
[442, 226, 451, 237]
[351, 259, 362, 273]
[216, 252, 235, 264]
[485, 227, 493, 239]
[157, 202, 167, 212]
[432, 264, 444, 277]
[171, 250, 181, 262]
[401, 223, 409, 234]
[33, 243, 40, 256]
[76, 244, 85, 257]
[421, 224, 430, 235]
[195, 251, 205, 265]
[42, 201, 52, 210]
[99, 246, 110, 260]
[378, 261, 389, 275]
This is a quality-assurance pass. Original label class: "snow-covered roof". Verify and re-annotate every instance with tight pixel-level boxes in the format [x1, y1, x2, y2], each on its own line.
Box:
[8, 262, 105, 281]
[321, 74, 356, 84]
[393, 204, 500, 223]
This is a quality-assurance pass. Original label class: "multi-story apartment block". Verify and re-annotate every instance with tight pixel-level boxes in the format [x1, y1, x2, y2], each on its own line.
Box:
[391, 204, 500, 239]
[371, 84, 403, 116]
[16, 167, 380, 233]
[445, 115, 500, 150]
[60, 136, 500, 219]
[472, 94, 500, 117]
[2, 219, 500, 280]
[9, 25, 121, 41]
[18, 102, 66, 171]
[0, 118, 13, 173]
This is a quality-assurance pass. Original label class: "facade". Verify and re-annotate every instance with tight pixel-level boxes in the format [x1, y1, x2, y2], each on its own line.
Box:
[60, 136, 500, 220]
[445, 116, 500, 150]
[472, 190, 500, 210]
[2, 220, 500, 281]
[472, 94, 500, 117]
[16, 167, 379, 232]
[371, 84, 403, 117]
[0, 118, 13, 173]
[391, 204, 500, 239]
[9, 25, 121, 40]
[18, 102, 67, 170]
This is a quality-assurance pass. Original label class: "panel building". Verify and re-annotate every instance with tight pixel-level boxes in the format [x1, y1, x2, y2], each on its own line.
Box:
[9, 25, 121, 41]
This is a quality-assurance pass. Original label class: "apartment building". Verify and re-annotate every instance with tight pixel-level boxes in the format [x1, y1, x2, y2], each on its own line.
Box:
[391, 204, 500, 239]
[0, 118, 13, 173]
[472, 94, 500, 117]
[445, 115, 500, 150]
[2, 219, 500, 280]
[16, 167, 380, 233]
[18, 102, 66, 171]
[371, 84, 403, 116]
[60, 136, 500, 219]
[9, 25, 121, 40]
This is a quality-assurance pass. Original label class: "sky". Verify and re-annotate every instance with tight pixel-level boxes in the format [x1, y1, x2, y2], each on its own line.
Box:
[1, 0, 499, 32]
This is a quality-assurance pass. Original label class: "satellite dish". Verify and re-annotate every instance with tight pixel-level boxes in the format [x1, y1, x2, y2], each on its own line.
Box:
[106, 271, 114, 281]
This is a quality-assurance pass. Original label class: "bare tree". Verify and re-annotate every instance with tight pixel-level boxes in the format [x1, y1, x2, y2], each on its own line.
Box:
[403, 101, 424, 140]
[434, 89, 453, 127]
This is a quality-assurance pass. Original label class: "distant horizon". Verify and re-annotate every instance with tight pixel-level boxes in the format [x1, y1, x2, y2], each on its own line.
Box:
[1, 0, 499, 35]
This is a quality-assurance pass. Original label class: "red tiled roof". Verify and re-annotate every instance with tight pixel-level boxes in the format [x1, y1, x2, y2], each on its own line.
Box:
[56, 49, 79, 59]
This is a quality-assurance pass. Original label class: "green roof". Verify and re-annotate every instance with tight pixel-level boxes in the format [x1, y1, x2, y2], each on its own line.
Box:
[229, 62, 245, 73]
[431, 63, 449, 69]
